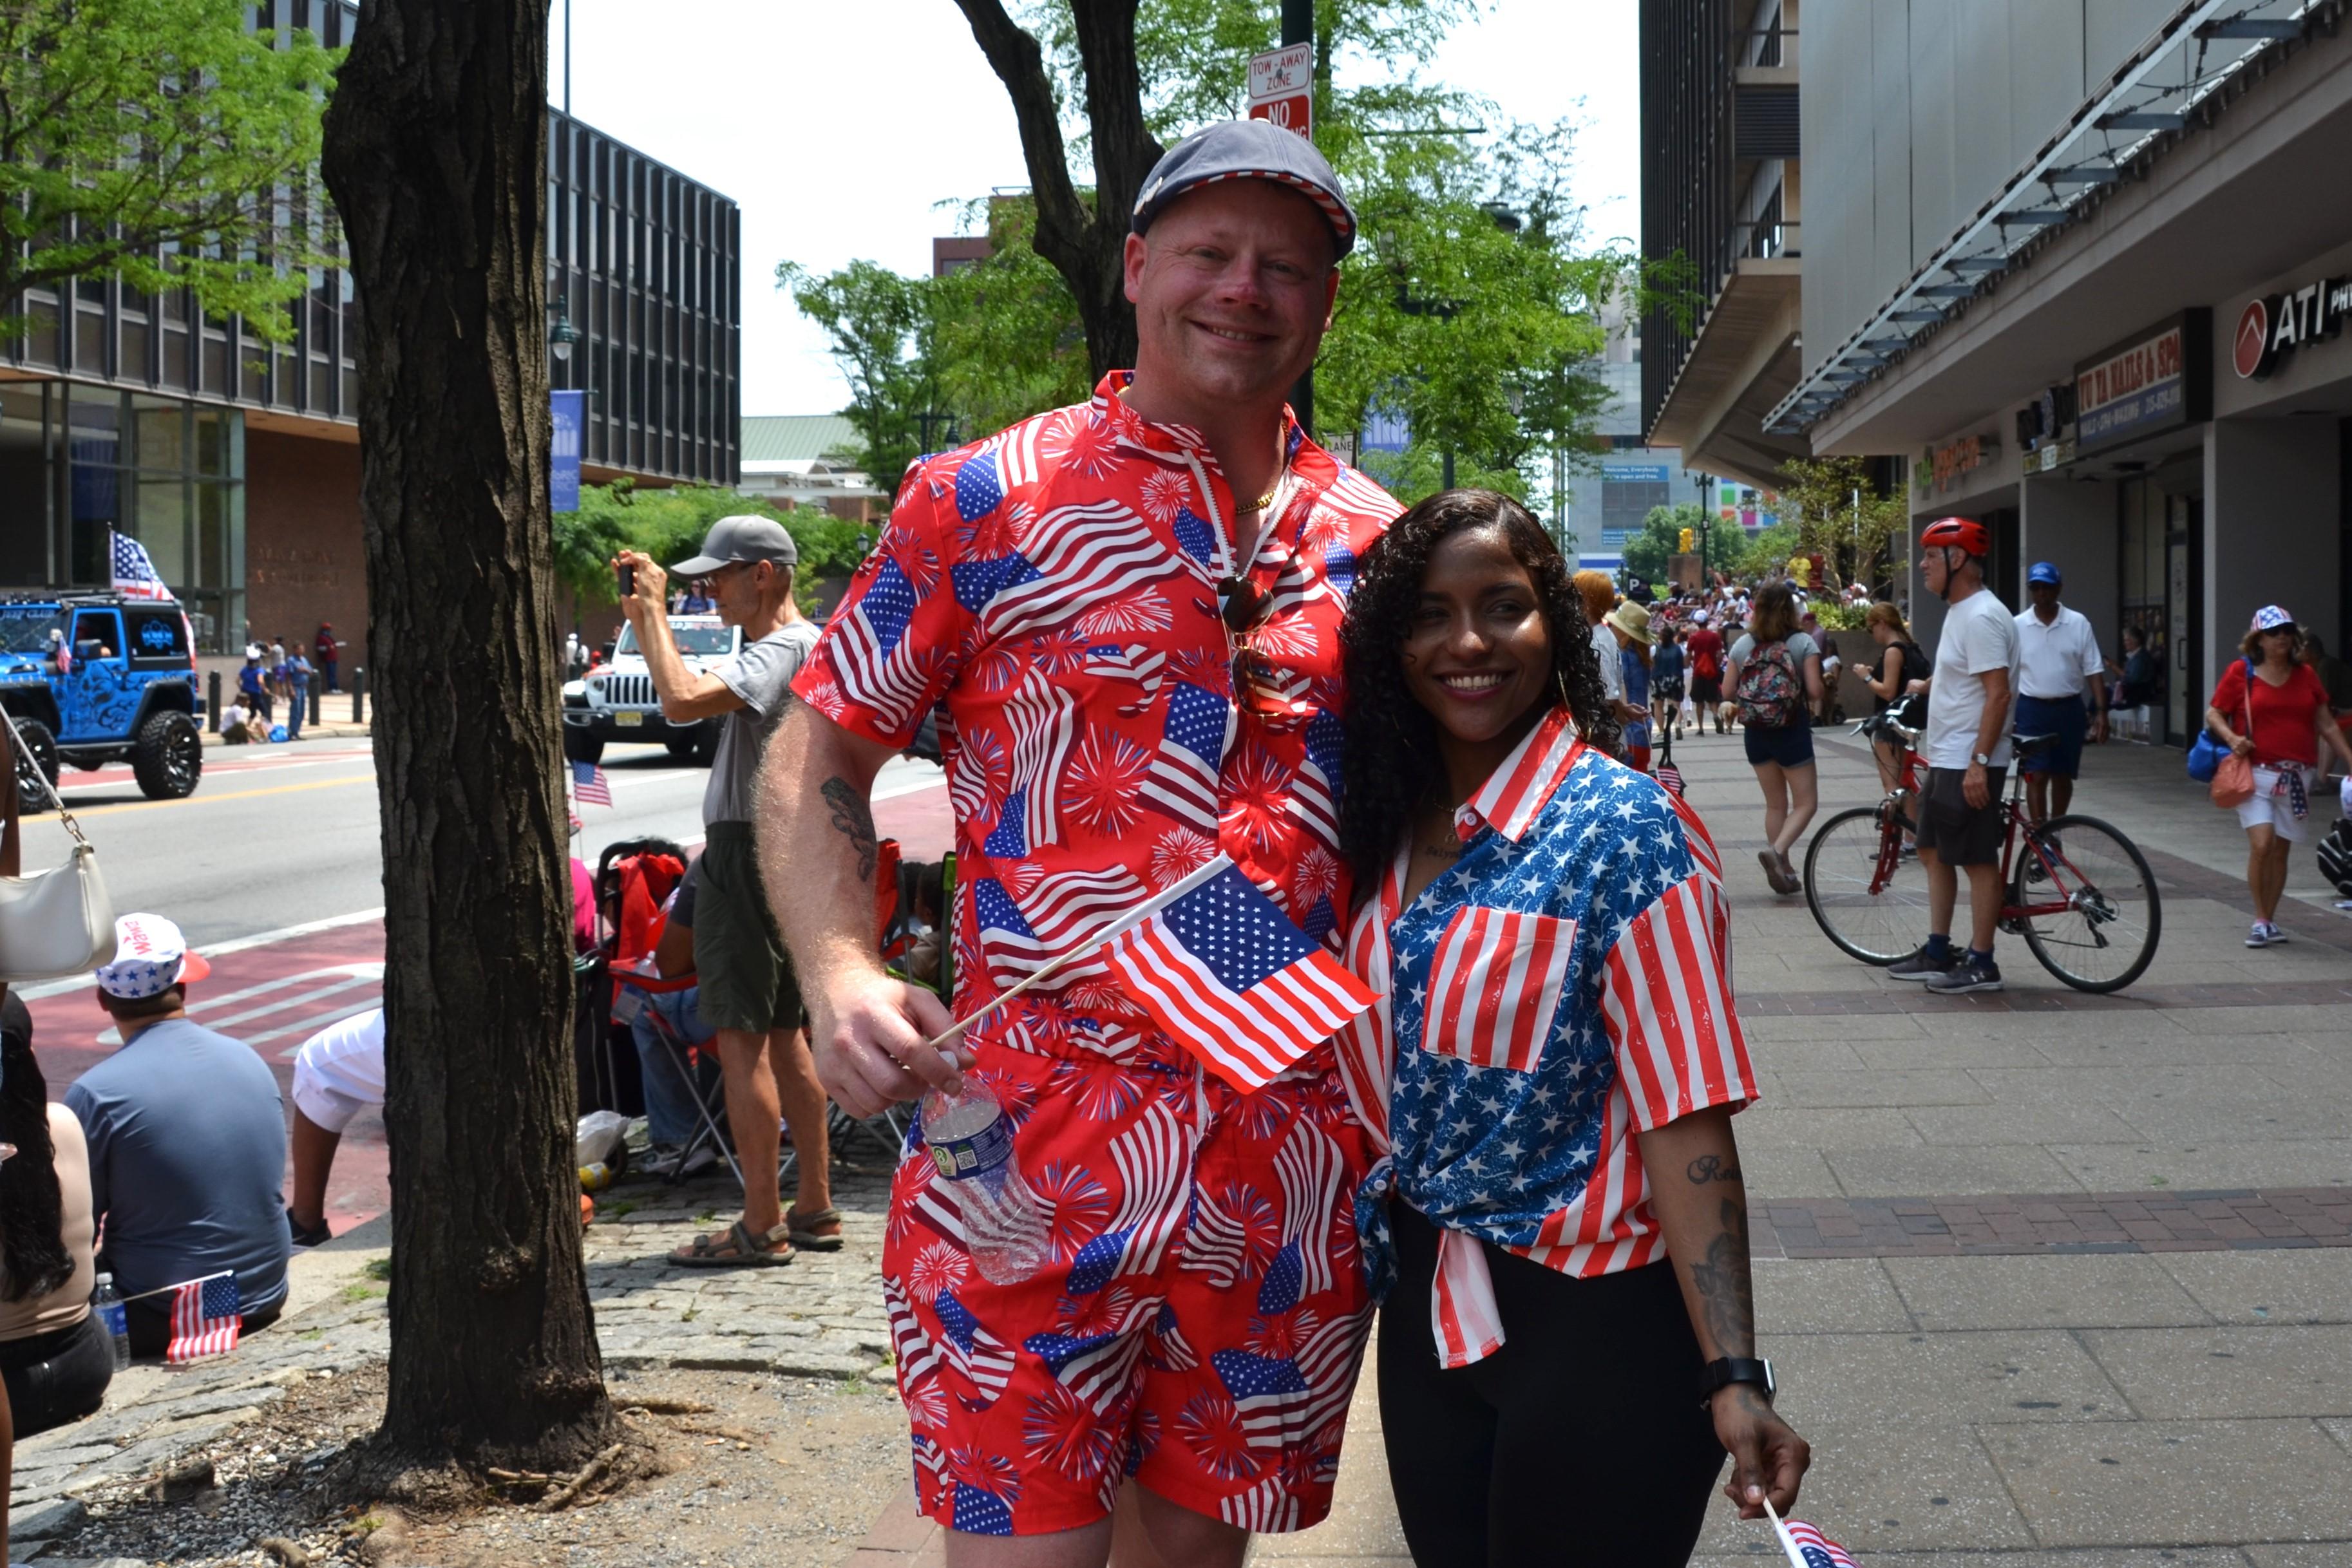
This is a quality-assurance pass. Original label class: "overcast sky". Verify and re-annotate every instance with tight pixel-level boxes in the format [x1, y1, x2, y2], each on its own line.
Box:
[551, 1, 1640, 417]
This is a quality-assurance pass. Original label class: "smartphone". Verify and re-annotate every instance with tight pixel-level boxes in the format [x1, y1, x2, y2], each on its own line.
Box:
[618, 563, 636, 596]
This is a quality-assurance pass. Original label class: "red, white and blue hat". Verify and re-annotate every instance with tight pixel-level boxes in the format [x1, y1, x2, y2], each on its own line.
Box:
[1131, 119, 1357, 256]
[2251, 605, 2295, 632]
[95, 913, 213, 999]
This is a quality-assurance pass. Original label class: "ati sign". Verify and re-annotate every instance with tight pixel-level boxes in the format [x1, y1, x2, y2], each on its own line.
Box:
[2072, 310, 2211, 455]
[2232, 276, 2352, 379]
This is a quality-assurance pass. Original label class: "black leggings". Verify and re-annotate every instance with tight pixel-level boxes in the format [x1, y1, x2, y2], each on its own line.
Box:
[0, 1312, 114, 1438]
[1378, 1204, 1723, 1568]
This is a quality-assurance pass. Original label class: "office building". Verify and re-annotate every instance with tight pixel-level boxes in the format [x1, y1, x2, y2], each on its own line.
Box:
[1693, 0, 2349, 746]
[0, 0, 739, 659]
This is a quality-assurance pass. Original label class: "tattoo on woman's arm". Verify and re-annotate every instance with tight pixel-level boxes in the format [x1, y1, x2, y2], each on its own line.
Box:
[1688, 1196, 1756, 1358]
[820, 776, 878, 882]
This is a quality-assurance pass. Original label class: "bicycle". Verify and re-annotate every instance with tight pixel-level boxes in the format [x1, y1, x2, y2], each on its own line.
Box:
[1801, 712, 2163, 992]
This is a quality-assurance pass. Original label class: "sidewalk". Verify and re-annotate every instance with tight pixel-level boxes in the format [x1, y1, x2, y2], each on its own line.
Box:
[1248, 728, 2352, 1566]
[7, 1162, 900, 1562]
[843, 728, 2352, 1566]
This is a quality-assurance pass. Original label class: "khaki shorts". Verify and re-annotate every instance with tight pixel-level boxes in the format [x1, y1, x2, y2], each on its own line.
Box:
[693, 822, 804, 1035]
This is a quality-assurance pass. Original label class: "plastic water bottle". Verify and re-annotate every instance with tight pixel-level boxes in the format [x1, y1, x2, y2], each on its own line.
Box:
[93, 1272, 131, 1370]
[920, 1081, 1050, 1285]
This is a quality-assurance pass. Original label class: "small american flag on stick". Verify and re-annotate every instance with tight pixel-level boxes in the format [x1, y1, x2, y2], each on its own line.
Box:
[1098, 856, 1374, 1091]
[1765, 1498, 1860, 1568]
[166, 1271, 241, 1363]
[571, 760, 612, 807]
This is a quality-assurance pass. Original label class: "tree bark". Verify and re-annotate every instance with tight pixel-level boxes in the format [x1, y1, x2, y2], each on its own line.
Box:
[951, 0, 1161, 383]
[320, 0, 615, 1469]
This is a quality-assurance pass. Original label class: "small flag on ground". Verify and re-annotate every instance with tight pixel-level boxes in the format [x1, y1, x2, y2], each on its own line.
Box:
[109, 529, 175, 600]
[166, 1272, 241, 1363]
[572, 760, 612, 806]
[1097, 856, 1375, 1091]
[1774, 1516, 1860, 1568]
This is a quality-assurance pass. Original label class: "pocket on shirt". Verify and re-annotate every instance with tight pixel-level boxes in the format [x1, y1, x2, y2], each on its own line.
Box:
[1421, 906, 1577, 1073]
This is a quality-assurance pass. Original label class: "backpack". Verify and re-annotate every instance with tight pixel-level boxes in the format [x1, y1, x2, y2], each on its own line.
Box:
[1898, 640, 1931, 688]
[1691, 636, 1722, 680]
[1734, 639, 1805, 729]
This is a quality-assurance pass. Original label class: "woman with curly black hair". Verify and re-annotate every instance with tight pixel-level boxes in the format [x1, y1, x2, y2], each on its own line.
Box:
[0, 994, 112, 1435]
[1332, 491, 1808, 1568]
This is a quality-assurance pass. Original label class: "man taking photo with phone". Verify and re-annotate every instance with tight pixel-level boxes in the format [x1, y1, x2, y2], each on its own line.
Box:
[614, 516, 837, 1265]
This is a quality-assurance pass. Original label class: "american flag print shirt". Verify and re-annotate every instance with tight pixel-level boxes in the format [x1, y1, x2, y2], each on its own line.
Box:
[1336, 706, 1758, 1367]
[794, 371, 1399, 1068]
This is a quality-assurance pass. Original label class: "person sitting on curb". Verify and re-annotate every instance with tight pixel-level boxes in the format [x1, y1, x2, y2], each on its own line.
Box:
[67, 914, 292, 1355]
[0, 993, 112, 1434]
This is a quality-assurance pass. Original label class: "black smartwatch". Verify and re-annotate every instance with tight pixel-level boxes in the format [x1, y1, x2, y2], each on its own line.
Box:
[1698, 1356, 1776, 1406]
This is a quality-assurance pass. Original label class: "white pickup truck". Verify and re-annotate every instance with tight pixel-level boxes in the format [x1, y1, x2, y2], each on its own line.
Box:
[561, 614, 739, 766]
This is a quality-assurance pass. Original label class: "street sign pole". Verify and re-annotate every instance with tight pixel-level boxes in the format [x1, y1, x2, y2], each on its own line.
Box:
[1262, 2, 1317, 436]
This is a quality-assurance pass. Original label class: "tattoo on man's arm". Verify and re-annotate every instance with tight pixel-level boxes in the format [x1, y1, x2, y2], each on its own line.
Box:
[820, 776, 878, 882]
[1687, 1153, 1744, 1185]
[1687, 1196, 1756, 1358]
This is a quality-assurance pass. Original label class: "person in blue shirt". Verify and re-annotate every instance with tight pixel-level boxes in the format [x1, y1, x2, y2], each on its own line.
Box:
[1608, 598, 1656, 771]
[66, 914, 291, 1357]
[1335, 490, 1808, 1567]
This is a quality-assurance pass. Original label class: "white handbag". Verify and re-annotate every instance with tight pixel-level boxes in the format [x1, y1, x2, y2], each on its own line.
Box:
[0, 706, 115, 982]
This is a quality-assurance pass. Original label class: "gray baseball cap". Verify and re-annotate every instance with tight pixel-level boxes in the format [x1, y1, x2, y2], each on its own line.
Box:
[670, 514, 798, 576]
[1132, 119, 1356, 258]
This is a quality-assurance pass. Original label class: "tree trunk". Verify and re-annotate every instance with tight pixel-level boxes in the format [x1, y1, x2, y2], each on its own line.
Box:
[952, 0, 1160, 383]
[320, 0, 615, 1469]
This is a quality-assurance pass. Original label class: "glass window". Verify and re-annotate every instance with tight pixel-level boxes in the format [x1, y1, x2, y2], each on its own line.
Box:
[133, 395, 186, 472]
[138, 475, 189, 588]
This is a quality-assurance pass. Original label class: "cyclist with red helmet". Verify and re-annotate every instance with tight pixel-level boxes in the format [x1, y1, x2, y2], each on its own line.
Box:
[1888, 516, 2018, 993]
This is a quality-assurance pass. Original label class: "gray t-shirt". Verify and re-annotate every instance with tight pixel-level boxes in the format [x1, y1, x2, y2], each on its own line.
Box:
[66, 1018, 291, 1310]
[1729, 630, 1820, 669]
[704, 621, 820, 825]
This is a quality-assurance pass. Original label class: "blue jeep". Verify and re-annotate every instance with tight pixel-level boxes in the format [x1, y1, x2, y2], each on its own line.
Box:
[0, 594, 206, 811]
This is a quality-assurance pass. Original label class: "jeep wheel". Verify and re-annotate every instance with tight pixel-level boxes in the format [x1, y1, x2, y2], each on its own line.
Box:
[665, 736, 699, 762]
[564, 728, 605, 766]
[130, 710, 204, 800]
[9, 717, 60, 815]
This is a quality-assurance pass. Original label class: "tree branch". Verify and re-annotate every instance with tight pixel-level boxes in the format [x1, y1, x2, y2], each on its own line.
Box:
[947, 0, 1088, 277]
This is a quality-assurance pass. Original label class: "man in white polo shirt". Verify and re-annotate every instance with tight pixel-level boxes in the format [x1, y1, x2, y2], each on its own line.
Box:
[2013, 562, 2107, 828]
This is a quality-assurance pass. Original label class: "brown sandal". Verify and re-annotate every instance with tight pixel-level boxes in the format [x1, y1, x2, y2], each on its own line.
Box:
[785, 1205, 845, 1251]
[670, 1218, 795, 1268]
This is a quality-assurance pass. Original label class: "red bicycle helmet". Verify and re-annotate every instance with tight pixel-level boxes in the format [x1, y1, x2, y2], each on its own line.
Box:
[1919, 515, 1989, 556]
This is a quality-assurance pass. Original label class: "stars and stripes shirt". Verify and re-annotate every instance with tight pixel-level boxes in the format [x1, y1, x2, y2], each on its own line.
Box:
[793, 370, 1398, 1070]
[1336, 706, 1758, 1367]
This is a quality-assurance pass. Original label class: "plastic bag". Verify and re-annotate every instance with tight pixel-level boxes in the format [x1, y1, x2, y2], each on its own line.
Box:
[575, 1108, 631, 1167]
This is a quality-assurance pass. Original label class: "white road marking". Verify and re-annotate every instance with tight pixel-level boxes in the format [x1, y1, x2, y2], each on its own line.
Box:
[90, 963, 384, 1047]
[12, 908, 388, 1001]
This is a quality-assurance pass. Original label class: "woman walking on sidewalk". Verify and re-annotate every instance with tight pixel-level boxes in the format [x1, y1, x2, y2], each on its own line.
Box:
[1338, 491, 1809, 1568]
[2205, 605, 2352, 947]
[1724, 581, 1823, 895]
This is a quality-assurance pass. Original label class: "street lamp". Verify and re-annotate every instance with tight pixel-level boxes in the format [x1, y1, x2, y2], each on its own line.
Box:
[550, 315, 582, 363]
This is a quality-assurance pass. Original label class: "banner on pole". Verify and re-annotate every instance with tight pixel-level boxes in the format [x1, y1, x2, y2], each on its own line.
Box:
[551, 390, 585, 513]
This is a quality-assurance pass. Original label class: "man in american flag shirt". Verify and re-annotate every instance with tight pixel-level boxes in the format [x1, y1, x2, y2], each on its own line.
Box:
[759, 123, 1398, 1561]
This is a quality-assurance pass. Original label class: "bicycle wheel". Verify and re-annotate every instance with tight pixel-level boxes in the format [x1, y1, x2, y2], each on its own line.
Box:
[1803, 806, 1930, 965]
[2011, 815, 2162, 992]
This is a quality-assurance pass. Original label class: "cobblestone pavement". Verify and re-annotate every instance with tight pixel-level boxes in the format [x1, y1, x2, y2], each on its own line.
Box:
[6, 1160, 898, 1559]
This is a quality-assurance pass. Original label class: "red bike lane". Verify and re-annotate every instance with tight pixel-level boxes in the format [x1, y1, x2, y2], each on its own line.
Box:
[26, 914, 390, 1235]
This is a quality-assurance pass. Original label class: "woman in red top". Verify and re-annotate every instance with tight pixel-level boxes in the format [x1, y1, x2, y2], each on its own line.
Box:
[2204, 605, 2352, 947]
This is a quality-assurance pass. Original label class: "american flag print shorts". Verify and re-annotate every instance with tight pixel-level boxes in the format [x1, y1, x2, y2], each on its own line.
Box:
[884, 1041, 1377, 1537]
